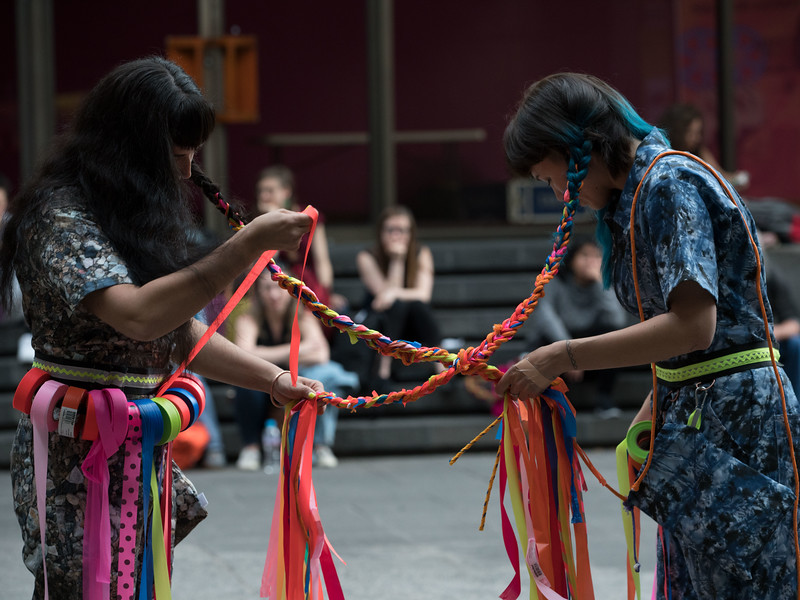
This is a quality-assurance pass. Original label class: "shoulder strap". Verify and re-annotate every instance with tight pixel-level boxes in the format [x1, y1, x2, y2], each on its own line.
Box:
[627, 150, 788, 495]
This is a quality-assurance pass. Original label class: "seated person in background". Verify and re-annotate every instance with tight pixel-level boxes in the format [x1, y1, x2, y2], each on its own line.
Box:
[526, 237, 629, 416]
[759, 230, 800, 392]
[658, 103, 750, 190]
[233, 268, 358, 470]
[659, 104, 800, 243]
[355, 205, 442, 390]
[767, 266, 800, 393]
[0, 171, 30, 362]
[255, 165, 346, 312]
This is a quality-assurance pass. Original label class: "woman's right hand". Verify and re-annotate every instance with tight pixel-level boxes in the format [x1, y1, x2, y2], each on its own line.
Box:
[249, 209, 312, 252]
[270, 374, 326, 407]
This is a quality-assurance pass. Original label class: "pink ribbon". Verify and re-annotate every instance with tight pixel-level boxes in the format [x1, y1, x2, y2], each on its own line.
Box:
[30, 379, 68, 600]
[516, 456, 570, 600]
[118, 404, 143, 600]
[498, 429, 522, 600]
[81, 389, 130, 600]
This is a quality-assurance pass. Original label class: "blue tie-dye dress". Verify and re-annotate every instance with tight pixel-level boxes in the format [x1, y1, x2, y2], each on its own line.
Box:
[603, 129, 800, 599]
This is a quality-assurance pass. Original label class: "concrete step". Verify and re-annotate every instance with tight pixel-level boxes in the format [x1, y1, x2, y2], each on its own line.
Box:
[0, 407, 638, 469]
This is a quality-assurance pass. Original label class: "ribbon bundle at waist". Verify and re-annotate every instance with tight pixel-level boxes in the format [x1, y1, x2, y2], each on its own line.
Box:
[14, 364, 207, 600]
[14, 365, 206, 441]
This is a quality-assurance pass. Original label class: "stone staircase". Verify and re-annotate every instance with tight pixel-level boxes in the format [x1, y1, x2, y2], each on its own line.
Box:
[3, 238, 800, 466]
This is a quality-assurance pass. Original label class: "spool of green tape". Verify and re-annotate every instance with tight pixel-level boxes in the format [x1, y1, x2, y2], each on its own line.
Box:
[625, 420, 652, 465]
[152, 396, 183, 445]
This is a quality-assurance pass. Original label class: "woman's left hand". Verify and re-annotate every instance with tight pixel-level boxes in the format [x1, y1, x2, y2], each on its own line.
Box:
[495, 343, 567, 399]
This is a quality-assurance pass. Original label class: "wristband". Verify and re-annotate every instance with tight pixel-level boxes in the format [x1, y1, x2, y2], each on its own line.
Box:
[13, 368, 51, 414]
[58, 386, 87, 438]
[270, 370, 291, 406]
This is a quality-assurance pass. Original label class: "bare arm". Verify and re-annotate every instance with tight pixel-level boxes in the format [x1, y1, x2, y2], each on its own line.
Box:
[774, 318, 800, 342]
[497, 281, 717, 398]
[184, 319, 325, 405]
[310, 223, 334, 290]
[631, 391, 653, 428]
[357, 250, 390, 298]
[82, 209, 312, 341]
[393, 245, 434, 303]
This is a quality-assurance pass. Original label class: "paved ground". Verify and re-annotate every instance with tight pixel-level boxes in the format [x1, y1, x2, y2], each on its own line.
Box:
[1, 449, 656, 599]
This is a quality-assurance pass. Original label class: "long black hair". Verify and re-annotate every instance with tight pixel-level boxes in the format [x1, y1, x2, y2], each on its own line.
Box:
[0, 56, 244, 358]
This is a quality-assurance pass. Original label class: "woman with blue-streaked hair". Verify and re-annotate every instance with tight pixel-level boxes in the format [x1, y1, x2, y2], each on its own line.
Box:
[496, 72, 800, 598]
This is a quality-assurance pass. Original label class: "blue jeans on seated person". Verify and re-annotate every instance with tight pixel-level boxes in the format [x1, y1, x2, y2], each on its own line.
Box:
[234, 361, 359, 449]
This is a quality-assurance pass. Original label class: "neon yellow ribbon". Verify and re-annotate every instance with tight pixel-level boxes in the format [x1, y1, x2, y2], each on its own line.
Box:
[150, 467, 172, 600]
[654, 347, 779, 383]
[616, 440, 641, 600]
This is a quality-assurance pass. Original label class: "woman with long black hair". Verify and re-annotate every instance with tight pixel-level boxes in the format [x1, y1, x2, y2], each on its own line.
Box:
[0, 56, 322, 599]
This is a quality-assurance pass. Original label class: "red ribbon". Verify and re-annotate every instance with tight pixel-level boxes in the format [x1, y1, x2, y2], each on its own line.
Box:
[289, 206, 318, 385]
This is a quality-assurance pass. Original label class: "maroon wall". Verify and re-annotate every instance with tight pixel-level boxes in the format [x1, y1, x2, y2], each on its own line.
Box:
[0, 0, 19, 193]
[2, 1, 678, 225]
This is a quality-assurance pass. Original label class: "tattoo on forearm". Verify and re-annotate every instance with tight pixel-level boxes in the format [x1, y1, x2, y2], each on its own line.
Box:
[565, 340, 578, 369]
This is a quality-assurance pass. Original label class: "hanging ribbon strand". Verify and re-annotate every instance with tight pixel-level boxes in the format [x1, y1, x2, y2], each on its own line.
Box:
[192, 187, 596, 600]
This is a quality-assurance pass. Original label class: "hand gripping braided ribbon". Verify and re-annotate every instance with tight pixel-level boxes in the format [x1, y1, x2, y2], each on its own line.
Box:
[193, 190, 579, 409]
[266, 192, 579, 411]
[189, 184, 609, 600]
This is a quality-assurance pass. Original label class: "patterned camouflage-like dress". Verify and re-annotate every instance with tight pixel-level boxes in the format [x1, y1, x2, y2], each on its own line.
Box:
[605, 130, 800, 598]
[10, 188, 207, 599]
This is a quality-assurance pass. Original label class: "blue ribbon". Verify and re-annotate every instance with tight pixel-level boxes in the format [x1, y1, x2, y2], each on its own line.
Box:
[133, 399, 164, 600]
[166, 387, 199, 427]
[542, 387, 582, 523]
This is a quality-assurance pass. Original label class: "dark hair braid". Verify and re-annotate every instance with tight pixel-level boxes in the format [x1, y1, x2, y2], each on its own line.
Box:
[190, 164, 248, 232]
[567, 139, 592, 204]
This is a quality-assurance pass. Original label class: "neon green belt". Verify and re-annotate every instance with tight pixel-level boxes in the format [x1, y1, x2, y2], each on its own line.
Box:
[655, 346, 780, 385]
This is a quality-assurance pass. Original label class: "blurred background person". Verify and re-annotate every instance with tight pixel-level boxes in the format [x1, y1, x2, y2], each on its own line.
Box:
[233, 267, 358, 470]
[658, 103, 750, 190]
[255, 165, 347, 313]
[0, 172, 29, 362]
[659, 103, 800, 244]
[0, 171, 10, 225]
[355, 205, 442, 391]
[525, 237, 629, 416]
[757, 230, 800, 393]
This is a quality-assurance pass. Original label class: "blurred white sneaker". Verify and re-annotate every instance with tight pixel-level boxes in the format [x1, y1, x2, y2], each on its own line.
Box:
[203, 449, 227, 469]
[314, 445, 338, 468]
[236, 447, 261, 471]
[594, 407, 623, 419]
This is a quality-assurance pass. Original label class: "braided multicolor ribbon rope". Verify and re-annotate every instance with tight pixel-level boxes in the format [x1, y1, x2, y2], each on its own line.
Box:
[216, 189, 581, 411]
[207, 189, 594, 600]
